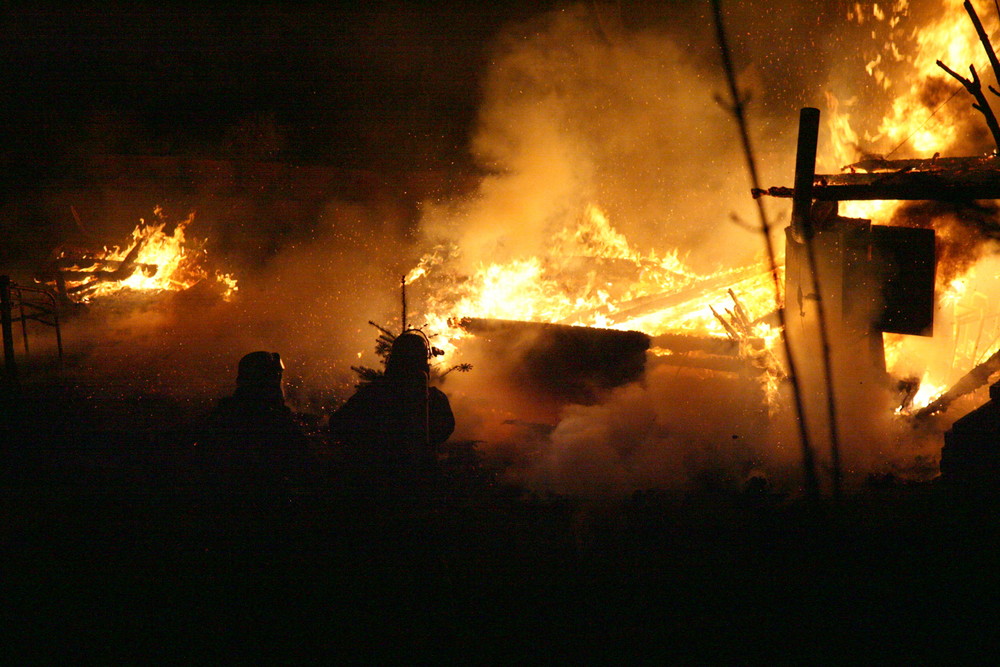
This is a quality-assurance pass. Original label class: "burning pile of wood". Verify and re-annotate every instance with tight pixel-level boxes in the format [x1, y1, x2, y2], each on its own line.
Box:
[33, 209, 237, 304]
[36, 240, 156, 302]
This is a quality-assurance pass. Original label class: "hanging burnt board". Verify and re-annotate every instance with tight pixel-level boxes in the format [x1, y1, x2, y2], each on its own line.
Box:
[786, 217, 936, 337]
[868, 225, 936, 336]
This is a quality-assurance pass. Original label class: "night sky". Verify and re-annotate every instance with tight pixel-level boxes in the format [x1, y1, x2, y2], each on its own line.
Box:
[1, 3, 574, 183]
[5, 2, 815, 174]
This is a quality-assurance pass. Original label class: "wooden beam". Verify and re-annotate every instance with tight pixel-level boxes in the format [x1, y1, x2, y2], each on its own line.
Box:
[755, 166, 1000, 201]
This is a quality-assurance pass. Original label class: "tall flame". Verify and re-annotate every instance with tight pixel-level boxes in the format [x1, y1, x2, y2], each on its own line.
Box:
[824, 0, 1000, 411]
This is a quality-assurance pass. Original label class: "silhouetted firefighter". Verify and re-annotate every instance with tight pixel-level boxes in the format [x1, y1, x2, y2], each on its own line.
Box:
[198, 351, 307, 450]
[329, 331, 455, 474]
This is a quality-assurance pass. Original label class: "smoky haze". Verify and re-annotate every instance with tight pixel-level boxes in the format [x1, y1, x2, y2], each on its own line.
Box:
[421, 3, 791, 274]
[417, 0, 1000, 495]
[9, 1, 990, 495]
[414, 3, 812, 495]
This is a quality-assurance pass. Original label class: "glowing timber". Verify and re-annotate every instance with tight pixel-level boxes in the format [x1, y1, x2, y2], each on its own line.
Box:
[755, 156, 1000, 202]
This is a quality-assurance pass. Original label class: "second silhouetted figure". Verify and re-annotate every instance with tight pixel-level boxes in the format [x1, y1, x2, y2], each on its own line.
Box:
[329, 331, 454, 473]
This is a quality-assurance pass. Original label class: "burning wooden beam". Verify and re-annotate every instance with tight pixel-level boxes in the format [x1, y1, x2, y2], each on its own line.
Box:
[914, 347, 1000, 418]
[558, 265, 770, 326]
[650, 331, 763, 355]
[648, 351, 750, 374]
[755, 158, 1000, 201]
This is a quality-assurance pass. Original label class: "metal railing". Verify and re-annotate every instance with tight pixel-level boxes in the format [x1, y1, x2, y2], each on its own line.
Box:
[1, 275, 63, 381]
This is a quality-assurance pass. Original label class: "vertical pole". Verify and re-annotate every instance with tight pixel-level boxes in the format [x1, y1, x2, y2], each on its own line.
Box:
[791, 108, 821, 240]
[789, 108, 844, 499]
[53, 303, 63, 362]
[1, 276, 18, 381]
[401, 275, 408, 333]
[19, 295, 30, 357]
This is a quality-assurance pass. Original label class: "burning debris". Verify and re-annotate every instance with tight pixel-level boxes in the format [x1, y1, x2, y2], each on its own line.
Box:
[406, 204, 781, 353]
[371, 0, 1000, 493]
[35, 207, 237, 304]
[11, 0, 1000, 497]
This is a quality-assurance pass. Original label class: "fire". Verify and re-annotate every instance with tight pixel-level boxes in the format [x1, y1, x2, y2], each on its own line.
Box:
[403, 0, 1000, 424]
[825, 0, 1000, 219]
[843, 0, 995, 160]
[876, 0, 995, 153]
[59, 207, 237, 302]
[408, 204, 782, 381]
[822, 0, 1000, 411]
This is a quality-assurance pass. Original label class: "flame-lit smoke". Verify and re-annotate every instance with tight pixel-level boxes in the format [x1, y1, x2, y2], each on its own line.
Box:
[414, 0, 1000, 495]
[404, 5, 806, 495]
[889, 199, 1000, 282]
[826, 0, 1000, 169]
[821, 0, 1000, 425]
[44, 199, 419, 424]
[25, 0, 1000, 496]
[420, 4, 773, 275]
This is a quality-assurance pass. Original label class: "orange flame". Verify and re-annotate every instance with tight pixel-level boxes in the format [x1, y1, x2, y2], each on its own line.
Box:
[63, 207, 237, 302]
[408, 205, 781, 378]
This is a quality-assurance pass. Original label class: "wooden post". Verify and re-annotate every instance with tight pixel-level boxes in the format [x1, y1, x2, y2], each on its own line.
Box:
[791, 107, 820, 240]
[1, 275, 18, 381]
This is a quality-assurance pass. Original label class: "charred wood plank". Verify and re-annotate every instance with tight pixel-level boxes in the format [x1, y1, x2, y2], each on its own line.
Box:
[455, 317, 650, 348]
[453, 317, 650, 401]
[562, 265, 769, 325]
[648, 351, 750, 374]
[455, 317, 773, 384]
[52, 258, 158, 273]
[839, 155, 1000, 173]
[755, 167, 1000, 201]
[457, 316, 749, 355]
[649, 332, 744, 355]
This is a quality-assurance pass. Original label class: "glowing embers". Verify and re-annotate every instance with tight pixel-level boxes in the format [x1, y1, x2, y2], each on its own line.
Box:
[822, 0, 1000, 223]
[39, 207, 237, 303]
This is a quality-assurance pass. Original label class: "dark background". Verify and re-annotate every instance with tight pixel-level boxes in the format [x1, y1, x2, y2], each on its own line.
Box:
[1, 2, 573, 186]
[0, 1, 853, 183]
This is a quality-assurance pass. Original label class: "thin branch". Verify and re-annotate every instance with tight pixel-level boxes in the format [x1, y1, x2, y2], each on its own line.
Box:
[937, 60, 1000, 150]
[710, 0, 820, 501]
[965, 0, 1000, 93]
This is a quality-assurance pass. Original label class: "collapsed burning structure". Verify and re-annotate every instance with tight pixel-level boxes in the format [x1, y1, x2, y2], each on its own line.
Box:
[7, 1, 1000, 496]
[390, 0, 1000, 492]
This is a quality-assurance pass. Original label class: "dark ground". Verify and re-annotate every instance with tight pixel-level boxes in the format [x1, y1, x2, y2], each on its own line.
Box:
[4, 371, 1000, 663]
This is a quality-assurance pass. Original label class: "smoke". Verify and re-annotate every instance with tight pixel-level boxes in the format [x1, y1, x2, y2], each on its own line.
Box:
[415, 2, 966, 496]
[421, 4, 782, 274]
[14, 1, 984, 495]
[44, 198, 419, 429]
[890, 200, 1000, 282]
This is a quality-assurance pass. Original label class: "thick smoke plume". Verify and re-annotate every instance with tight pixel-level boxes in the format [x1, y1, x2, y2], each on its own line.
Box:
[421, 4, 778, 274]
[415, 4, 812, 495]
[15, 1, 987, 496]
[423, 2, 971, 496]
